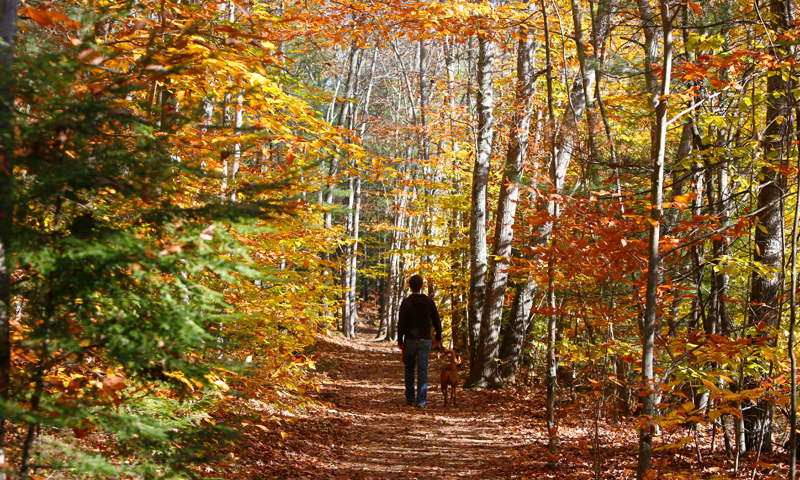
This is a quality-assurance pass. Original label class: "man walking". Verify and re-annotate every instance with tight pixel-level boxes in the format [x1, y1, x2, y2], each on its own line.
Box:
[397, 274, 442, 408]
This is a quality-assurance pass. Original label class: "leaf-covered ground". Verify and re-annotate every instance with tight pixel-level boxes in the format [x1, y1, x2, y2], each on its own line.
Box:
[209, 326, 790, 479]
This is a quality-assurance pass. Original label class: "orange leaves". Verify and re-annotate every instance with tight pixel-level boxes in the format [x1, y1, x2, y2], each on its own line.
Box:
[685, 2, 702, 16]
[21, 6, 82, 29]
[233, 1, 254, 23]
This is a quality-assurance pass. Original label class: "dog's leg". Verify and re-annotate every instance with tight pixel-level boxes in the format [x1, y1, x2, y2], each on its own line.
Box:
[452, 382, 457, 406]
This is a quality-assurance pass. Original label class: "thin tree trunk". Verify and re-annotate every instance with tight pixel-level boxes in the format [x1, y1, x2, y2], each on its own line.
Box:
[636, 0, 672, 477]
[342, 176, 354, 332]
[569, 0, 597, 181]
[348, 176, 361, 338]
[229, 94, 242, 201]
[444, 35, 467, 351]
[419, 39, 428, 160]
[0, 1, 19, 477]
[499, 0, 554, 380]
[546, 258, 558, 470]
[789, 151, 799, 479]
[324, 44, 359, 230]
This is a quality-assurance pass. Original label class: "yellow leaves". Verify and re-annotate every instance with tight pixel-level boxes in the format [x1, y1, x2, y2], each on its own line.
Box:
[248, 72, 270, 86]
[205, 374, 230, 391]
[700, 379, 721, 395]
[166, 371, 201, 391]
[673, 192, 697, 205]
[235, 234, 261, 247]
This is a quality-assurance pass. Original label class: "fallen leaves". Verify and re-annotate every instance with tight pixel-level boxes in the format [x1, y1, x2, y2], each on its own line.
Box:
[202, 327, 793, 480]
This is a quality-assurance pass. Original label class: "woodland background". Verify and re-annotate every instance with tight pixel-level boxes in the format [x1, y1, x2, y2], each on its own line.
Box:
[0, 0, 799, 478]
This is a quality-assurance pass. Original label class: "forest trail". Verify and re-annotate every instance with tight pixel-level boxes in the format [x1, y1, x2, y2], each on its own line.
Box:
[220, 325, 651, 480]
[307, 326, 538, 479]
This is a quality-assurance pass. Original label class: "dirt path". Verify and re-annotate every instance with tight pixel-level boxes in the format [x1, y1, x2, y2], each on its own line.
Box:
[223, 326, 551, 479]
[319, 327, 539, 479]
[217, 327, 791, 480]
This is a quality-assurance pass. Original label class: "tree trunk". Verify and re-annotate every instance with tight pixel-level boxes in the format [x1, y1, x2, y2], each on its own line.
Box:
[377, 251, 389, 339]
[342, 176, 354, 332]
[743, 0, 791, 453]
[789, 150, 799, 479]
[636, 0, 672, 477]
[0, 1, 18, 476]
[467, 34, 494, 367]
[469, 22, 536, 388]
[228, 94, 242, 201]
[324, 44, 359, 230]
[347, 176, 361, 338]
[498, 280, 534, 381]
[545, 259, 558, 469]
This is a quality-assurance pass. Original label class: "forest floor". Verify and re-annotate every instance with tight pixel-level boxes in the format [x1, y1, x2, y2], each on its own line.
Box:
[210, 326, 790, 479]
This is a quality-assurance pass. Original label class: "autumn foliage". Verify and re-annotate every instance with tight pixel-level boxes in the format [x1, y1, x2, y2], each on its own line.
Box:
[1, 0, 800, 478]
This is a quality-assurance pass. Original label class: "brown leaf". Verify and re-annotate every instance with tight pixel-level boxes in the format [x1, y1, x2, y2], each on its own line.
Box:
[158, 244, 182, 256]
[103, 375, 127, 392]
[72, 425, 93, 439]
[132, 18, 147, 31]
[200, 224, 216, 241]
[235, 1, 254, 22]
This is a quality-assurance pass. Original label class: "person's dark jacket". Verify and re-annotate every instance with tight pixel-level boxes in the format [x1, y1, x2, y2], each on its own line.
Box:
[397, 293, 442, 346]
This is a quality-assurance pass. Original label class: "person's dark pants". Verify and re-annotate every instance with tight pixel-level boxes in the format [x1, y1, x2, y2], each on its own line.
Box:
[403, 339, 431, 406]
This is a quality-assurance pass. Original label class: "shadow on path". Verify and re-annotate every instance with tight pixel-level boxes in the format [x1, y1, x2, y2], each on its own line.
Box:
[223, 325, 546, 479]
[325, 326, 532, 479]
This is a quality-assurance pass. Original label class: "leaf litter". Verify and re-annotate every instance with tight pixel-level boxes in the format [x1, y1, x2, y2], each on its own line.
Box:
[208, 326, 791, 479]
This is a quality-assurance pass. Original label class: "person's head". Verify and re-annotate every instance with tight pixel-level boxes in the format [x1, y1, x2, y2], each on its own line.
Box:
[408, 275, 424, 293]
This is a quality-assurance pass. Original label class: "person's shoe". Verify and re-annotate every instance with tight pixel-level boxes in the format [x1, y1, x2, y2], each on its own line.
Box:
[414, 402, 426, 408]
[406, 399, 414, 406]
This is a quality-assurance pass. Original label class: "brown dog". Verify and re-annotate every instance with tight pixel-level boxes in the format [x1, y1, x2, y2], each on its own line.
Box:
[440, 347, 460, 407]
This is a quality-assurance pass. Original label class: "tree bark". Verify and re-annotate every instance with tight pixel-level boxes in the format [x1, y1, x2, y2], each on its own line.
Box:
[498, 279, 534, 381]
[0, 1, 18, 476]
[545, 259, 557, 469]
[470, 22, 536, 388]
[636, 0, 672, 477]
[467, 34, 494, 367]
[789, 148, 799, 479]
[743, 0, 791, 453]
[324, 44, 359, 230]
